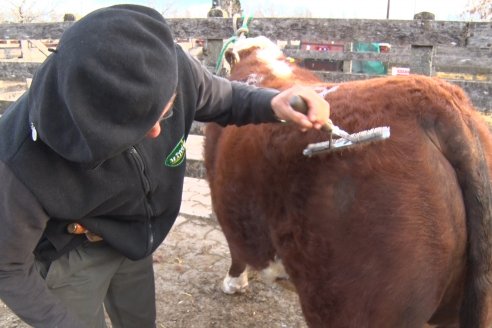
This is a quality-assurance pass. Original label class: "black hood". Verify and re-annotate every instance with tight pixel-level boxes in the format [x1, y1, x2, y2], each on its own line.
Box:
[28, 4, 178, 165]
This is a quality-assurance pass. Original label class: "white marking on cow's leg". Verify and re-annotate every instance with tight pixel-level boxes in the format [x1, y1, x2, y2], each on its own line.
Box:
[260, 257, 289, 284]
[222, 270, 249, 294]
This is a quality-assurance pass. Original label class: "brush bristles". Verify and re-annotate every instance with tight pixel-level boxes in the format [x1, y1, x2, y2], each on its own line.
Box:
[303, 126, 391, 157]
[349, 126, 391, 143]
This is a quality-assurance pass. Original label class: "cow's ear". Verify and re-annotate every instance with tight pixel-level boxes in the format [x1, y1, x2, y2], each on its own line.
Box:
[225, 49, 239, 69]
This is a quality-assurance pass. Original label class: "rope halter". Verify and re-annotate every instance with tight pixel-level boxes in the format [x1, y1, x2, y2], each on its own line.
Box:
[214, 14, 254, 75]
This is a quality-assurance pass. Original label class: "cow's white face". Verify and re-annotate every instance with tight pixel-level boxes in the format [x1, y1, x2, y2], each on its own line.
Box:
[231, 36, 293, 79]
[232, 36, 282, 56]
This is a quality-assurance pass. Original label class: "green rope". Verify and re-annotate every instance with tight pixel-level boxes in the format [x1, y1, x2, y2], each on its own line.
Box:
[214, 14, 253, 75]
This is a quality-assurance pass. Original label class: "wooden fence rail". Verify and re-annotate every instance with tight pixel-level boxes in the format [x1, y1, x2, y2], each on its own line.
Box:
[0, 17, 491, 113]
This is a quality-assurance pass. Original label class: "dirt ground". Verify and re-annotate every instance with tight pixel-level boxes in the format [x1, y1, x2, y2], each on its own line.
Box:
[0, 215, 307, 328]
[0, 80, 28, 102]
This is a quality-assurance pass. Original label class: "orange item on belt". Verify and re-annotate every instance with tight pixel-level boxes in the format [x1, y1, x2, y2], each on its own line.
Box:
[67, 223, 103, 242]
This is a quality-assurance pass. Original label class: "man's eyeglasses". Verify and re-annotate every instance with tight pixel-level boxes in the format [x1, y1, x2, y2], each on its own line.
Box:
[159, 109, 173, 122]
[159, 93, 177, 122]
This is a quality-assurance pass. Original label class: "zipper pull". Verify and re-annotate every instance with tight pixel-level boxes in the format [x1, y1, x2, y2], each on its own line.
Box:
[30, 122, 38, 141]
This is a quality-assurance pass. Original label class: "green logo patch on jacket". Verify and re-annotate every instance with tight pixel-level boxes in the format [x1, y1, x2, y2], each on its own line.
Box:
[165, 137, 186, 167]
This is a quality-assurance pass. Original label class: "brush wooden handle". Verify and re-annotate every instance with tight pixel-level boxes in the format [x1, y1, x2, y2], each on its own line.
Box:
[289, 95, 333, 132]
[289, 95, 309, 114]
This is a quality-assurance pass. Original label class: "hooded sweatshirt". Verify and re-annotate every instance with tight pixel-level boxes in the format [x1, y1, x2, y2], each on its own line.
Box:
[0, 5, 279, 327]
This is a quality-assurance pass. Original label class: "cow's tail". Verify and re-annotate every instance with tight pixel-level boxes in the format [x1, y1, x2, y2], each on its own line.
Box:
[434, 84, 492, 327]
[203, 123, 224, 183]
[457, 127, 492, 328]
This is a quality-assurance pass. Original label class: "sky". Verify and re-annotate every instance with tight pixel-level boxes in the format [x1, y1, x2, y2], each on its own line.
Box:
[0, 0, 476, 21]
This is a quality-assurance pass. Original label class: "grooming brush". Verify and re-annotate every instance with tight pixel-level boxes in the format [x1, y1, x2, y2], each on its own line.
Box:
[289, 95, 391, 157]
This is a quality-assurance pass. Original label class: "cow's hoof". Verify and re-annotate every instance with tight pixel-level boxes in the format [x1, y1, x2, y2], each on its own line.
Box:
[222, 271, 248, 294]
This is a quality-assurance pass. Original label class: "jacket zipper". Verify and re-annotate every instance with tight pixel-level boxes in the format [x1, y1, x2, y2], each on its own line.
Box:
[129, 146, 154, 256]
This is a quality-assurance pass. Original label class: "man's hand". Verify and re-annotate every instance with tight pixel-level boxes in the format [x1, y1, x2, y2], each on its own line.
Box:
[271, 85, 331, 131]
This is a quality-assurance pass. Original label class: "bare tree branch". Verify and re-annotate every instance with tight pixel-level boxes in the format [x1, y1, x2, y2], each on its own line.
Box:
[3, 0, 61, 23]
[463, 0, 492, 20]
[161, 0, 177, 16]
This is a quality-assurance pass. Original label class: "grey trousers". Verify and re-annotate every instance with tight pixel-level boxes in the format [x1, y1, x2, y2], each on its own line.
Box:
[36, 241, 156, 328]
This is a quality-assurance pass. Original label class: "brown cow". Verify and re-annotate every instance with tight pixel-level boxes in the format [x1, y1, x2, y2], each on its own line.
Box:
[203, 36, 492, 327]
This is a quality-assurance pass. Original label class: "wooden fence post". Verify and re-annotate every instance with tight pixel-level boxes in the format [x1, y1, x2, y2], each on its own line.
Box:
[410, 45, 434, 76]
[204, 39, 223, 74]
[343, 42, 353, 73]
[410, 12, 435, 76]
[19, 40, 32, 61]
[205, 6, 226, 75]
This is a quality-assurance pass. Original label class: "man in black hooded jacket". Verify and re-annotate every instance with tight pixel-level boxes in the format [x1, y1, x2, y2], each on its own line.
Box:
[0, 5, 330, 328]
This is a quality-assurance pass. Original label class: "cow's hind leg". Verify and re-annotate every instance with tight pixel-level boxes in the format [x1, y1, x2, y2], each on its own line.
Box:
[223, 256, 290, 294]
[222, 250, 249, 294]
[215, 206, 277, 294]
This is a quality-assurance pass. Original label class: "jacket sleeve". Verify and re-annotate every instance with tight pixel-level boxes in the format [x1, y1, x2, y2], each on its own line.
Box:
[0, 161, 85, 328]
[181, 49, 281, 126]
